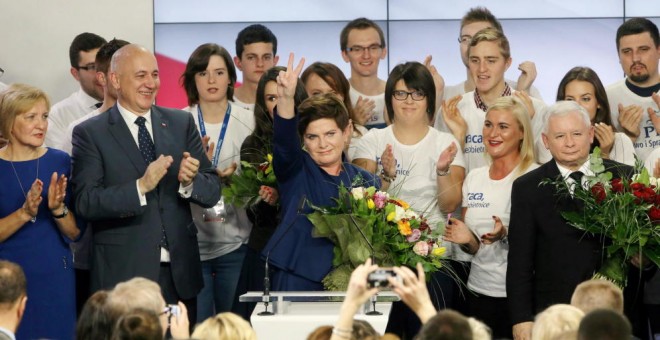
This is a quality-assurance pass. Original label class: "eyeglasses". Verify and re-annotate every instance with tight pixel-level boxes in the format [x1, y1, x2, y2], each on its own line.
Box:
[393, 90, 426, 101]
[458, 35, 472, 44]
[346, 44, 383, 54]
[78, 63, 96, 71]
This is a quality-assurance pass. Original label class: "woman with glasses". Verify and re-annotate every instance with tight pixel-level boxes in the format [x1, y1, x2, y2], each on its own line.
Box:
[353, 62, 466, 336]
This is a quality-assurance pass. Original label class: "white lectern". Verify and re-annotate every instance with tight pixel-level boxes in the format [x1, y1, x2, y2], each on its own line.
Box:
[240, 291, 399, 340]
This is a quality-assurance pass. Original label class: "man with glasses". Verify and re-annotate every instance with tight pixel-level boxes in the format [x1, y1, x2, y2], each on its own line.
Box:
[45, 32, 106, 149]
[443, 7, 542, 101]
[340, 17, 388, 129]
[232, 24, 279, 111]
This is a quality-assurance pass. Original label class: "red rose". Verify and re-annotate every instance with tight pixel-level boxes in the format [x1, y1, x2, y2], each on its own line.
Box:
[611, 178, 624, 193]
[591, 183, 606, 203]
[631, 182, 645, 191]
[649, 206, 660, 221]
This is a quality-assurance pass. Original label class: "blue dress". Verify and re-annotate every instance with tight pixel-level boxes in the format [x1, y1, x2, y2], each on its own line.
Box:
[0, 148, 77, 340]
[262, 114, 379, 291]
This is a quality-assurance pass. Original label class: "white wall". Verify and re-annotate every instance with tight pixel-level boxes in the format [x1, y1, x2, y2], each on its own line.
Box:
[0, 0, 154, 102]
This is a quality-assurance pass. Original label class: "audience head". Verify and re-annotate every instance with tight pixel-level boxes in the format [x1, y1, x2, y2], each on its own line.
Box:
[385, 61, 435, 124]
[459, 7, 503, 66]
[556, 66, 612, 127]
[301, 62, 356, 125]
[340, 18, 387, 78]
[110, 44, 160, 114]
[234, 24, 279, 85]
[95, 39, 130, 101]
[307, 325, 332, 340]
[416, 310, 473, 340]
[106, 277, 166, 331]
[468, 28, 512, 95]
[467, 317, 492, 340]
[76, 290, 113, 340]
[571, 279, 624, 314]
[0, 83, 50, 147]
[251, 66, 307, 140]
[577, 309, 631, 340]
[111, 308, 163, 340]
[484, 96, 535, 171]
[541, 101, 594, 170]
[191, 312, 256, 340]
[532, 304, 584, 340]
[615, 18, 660, 85]
[181, 43, 237, 106]
[0, 260, 27, 332]
[69, 32, 107, 101]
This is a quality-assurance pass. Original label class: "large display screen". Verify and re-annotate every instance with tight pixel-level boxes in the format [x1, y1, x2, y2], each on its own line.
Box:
[154, 0, 660, 108]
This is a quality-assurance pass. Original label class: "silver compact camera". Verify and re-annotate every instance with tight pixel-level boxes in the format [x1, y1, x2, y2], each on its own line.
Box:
[165, 304, 180, 318]
[367, 269, 397, 288]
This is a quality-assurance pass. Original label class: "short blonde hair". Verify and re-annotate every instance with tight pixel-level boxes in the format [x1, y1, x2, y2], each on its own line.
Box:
[467, 317, 492, 340]
[0, 83, 50, 140]
[532, 304, 584, 340]
[571, 279, 624, 314]
[107, 277, 163, 316]
[192, 312, 256, 340]
[468, 27, 511, 60]
[485, 96, 536, 175]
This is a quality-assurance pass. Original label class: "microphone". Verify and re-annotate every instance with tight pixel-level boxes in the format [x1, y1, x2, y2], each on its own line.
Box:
[259, 195, 307, 316]
[343, 194, 376, 265]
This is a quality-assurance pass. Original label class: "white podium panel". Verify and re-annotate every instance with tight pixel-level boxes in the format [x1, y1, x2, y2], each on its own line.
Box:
[241, 291, 398, 340]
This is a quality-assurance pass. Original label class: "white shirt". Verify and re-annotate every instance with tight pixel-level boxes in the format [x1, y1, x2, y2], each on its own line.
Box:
[46, 88, 99, 148]
[443, 79, 543, 101]
[61, 107, 103, 155]
[231, 97, 255, 111]
[349, 86, 386, 128]
[354, 126, 466, 257]
[463, 163, 539, 297]
[606, 79, 660, 162]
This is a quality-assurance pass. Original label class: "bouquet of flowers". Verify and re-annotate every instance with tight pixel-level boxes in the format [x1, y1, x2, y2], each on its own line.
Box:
[307, 185, 446, 290]
[222, 154, 277, 208]
[552, 148, 660, 288]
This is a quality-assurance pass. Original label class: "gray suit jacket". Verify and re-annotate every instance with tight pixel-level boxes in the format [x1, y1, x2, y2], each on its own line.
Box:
[71, 104, 221, 299]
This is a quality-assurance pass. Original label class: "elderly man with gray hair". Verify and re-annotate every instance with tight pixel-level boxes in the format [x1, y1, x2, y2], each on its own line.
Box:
[505, 101, 634, 340]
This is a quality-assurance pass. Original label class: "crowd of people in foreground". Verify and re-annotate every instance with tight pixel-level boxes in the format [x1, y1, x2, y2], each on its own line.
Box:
[0, 5, 659, 340]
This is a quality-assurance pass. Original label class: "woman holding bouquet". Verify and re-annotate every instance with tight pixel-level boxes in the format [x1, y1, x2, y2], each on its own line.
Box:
[233, 66, 307, 317]
[443, 96, 537, 338]
[180, 43, 255, 321]
[261, 54, 378, 291]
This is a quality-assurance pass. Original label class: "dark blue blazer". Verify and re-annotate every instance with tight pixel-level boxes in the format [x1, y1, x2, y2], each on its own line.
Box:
[71, 104, 221, 299]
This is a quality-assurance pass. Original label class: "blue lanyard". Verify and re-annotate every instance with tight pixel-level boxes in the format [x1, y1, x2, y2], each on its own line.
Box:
[197, 104, 231, 167]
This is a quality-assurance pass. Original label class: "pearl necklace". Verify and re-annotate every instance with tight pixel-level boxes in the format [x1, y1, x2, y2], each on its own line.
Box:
[9, 156, 39, 223]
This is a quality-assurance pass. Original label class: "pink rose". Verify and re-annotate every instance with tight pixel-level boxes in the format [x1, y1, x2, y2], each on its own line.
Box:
[413, 241, 429, 256]
[373, 192, 388, 209]
[406, 229, 421, 242]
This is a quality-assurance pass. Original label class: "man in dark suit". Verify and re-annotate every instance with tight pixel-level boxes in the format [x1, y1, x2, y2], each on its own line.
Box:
[0, 260, 27, 340]
[71, 44, 221, 325]
[506, 101, 632, 340]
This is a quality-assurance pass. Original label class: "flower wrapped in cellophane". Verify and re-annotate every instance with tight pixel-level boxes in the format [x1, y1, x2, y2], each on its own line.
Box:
[307, 184, 446, 290]
[222, 154, 277, 208]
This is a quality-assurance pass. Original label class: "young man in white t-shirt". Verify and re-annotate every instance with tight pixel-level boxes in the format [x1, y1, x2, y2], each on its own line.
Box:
[435, 28, 545, 174]
[443, 7, 542, 101]
[606, 17, 660, 162]
[232, 24, 279, 111]
[340, 18, 388, 129]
